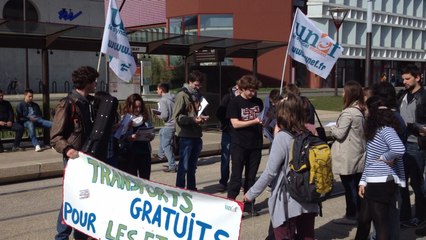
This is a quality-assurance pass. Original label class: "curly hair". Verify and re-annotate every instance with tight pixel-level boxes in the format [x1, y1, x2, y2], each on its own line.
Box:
[71, 66, 99, 90]
[276, 93, 307, 134]
[364, 95, 401, 140]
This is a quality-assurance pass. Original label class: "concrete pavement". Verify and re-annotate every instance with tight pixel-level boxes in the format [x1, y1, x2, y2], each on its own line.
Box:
[0, 110, 340, 184]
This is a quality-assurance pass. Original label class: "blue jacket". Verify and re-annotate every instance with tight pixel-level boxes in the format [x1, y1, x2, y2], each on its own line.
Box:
[16, 101, 43, 124]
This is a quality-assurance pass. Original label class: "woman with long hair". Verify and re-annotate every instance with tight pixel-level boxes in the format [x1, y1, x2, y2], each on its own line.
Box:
[355, 96, 405, 240]
[244, 93, 318, 240]
[118, 93, 154, 179]
[331, 81, 366, 225]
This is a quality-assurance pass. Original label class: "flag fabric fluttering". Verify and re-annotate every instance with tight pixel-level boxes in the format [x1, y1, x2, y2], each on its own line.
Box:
[288, 8, 343, 79]
[101, 0, 136, 82]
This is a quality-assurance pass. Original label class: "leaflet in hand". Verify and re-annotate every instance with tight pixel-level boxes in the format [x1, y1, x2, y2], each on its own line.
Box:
[325, 122, 337, 127]
[198, 97, 209, 117]
[152, 109, 161, 115]
[135, 126, 155, 141]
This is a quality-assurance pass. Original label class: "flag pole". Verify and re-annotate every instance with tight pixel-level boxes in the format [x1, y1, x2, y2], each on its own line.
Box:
[280, 9, 298, 95]
[279, 49, 289, 95]
[96, 52, 103, 73]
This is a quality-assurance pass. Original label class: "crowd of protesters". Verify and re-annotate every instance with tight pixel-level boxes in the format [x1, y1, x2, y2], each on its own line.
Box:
[1, 63, 425, 239]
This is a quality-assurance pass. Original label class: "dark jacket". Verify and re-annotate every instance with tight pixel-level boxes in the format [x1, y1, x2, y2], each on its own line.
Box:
[0, 100, 15, 122]
[50, 90, 95, 158]
[398, 87, 426, 148]
[16, 101, 43, 124]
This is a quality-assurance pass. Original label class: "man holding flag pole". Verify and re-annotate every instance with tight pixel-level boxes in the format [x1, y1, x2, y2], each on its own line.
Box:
[99, 0, 136, 83]
[280, 8, 343, 93]
[55, 1, 135, 239]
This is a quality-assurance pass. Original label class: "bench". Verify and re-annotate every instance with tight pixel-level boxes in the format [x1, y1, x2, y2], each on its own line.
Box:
[0, 127, 46, 145]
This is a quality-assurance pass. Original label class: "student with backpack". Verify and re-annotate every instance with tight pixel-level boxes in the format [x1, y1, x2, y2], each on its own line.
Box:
[244, 93, 321, 240]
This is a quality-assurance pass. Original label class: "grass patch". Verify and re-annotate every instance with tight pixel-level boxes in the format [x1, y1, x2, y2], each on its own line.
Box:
[308, 96, 343, 112]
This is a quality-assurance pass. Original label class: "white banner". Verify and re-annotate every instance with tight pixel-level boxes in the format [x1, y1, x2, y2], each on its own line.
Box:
[101, 0, 136, 82]
[63, 153, 243, 239]
[288, 8, 343, 79]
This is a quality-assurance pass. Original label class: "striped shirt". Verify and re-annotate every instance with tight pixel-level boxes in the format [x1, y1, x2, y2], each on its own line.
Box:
[360, 126, 406, 187]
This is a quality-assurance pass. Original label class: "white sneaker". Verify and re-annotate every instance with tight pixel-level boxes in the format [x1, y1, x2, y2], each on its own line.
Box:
[35, 145, 42, 152]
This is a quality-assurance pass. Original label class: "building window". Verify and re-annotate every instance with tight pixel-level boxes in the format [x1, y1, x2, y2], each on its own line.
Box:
[200, 14, 233, 38]
[183, 15, 198, 35]
[3, 0, 38, 21]
[169, 17, 183, 34]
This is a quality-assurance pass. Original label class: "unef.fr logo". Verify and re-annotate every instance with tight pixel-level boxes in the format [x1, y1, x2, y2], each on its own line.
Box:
[293, 22, 341, 59]
[108, 7, 126, 36]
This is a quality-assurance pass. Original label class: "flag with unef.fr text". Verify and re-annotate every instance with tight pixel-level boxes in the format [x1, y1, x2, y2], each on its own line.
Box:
[288, 8, 343, 79]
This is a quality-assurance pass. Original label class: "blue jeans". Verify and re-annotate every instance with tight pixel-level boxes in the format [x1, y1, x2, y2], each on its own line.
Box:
[219, 131, 231, 186]
[402, 143, 426, 220]
[158, 127, 176, 169]
[340, 173, 362, 219]
[176, 137, 202, 190]
[23, 118, 52, 147]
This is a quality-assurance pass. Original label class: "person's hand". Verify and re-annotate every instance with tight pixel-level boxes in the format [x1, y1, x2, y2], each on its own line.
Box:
[254, 117, 262, 125]
[358, 185, 365, 198]
[6, 121, 12, 127]
[378, 156, 395, 167]
[29, 116, 38, 122]
[66, 149, 79, 159]
[0, 121, 6, 127]
[194, 116, 205, 124]
[129, 133, 139, 141]
[419, 126, 426, 136]
[243, 193, 252, 203]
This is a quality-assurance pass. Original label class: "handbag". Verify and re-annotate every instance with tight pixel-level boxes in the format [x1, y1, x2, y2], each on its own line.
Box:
[314, 109, 327, 142]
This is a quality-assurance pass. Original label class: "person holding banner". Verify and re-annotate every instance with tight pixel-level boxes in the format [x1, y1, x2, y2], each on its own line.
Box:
[117, 93, 154, 179]
[50, 66, 98, 240]
[244, 93, 318, 239]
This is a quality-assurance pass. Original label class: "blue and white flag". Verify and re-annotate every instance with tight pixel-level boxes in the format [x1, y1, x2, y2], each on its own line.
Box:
[101, 0, 136, 82]
[288, 8, 343, 79]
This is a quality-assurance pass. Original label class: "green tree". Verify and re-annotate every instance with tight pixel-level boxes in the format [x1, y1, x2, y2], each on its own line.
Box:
[150, 56, 172, 86]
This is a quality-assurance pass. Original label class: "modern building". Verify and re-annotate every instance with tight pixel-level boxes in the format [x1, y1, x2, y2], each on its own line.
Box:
[165, 0, 426, 88]
[308, 0, 426, 88]
[1, 0, 425, 93]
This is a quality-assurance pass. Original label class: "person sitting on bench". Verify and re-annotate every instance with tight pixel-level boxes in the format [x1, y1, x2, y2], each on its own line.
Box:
[16, 89, 52, 152]
[0, 89, 24, 152]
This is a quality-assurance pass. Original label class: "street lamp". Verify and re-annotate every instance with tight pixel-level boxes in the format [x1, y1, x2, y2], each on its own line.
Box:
[329, 7, 349, 96]
[365, 0, 373, 87]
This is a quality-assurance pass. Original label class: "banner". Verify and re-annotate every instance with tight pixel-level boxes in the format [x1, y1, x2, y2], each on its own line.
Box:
[288, 8, 343, 79]
[63, 153, 243, 239]
[101, 0, 136, 82]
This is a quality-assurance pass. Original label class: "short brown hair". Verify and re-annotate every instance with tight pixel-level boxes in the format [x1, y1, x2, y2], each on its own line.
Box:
[237, 75, 262, 90]
[157, 83, 170, 93]
[187, 70, 206, 84]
